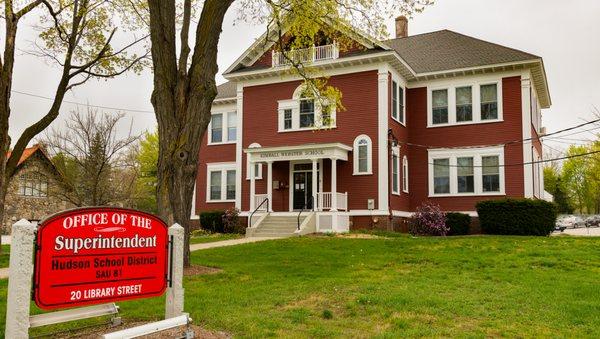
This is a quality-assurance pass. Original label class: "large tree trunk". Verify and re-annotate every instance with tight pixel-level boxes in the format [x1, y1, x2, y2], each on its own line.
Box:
[148, 0, 233, 266]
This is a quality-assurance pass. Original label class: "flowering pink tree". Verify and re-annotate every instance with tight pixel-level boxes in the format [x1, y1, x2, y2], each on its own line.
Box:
[409, 202, 449, 236]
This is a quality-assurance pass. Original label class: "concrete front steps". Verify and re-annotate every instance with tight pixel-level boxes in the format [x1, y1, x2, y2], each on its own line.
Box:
[247, 213, 316, 238]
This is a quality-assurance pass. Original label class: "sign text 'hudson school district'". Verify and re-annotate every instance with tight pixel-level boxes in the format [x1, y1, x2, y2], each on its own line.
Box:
[34, 207, 169, 309]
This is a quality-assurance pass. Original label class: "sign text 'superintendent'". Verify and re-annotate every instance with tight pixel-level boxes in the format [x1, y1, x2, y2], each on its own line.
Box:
[34, 207, 169, 309]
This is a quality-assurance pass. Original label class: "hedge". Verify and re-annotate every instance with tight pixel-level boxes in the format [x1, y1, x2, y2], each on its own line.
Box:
[446, 212, 471, 235]
[199, 209, 243, 234]
[199, 210, 226, 233]
[476, 199, 558, 236]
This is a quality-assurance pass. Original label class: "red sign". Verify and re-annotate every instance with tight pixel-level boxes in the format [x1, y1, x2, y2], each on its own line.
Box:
[34, 207, 169, 309]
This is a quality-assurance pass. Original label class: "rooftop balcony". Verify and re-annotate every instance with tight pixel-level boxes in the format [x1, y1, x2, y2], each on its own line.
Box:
[272, 43, 339, 68]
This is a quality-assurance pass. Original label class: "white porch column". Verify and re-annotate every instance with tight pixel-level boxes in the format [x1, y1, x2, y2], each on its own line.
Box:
[312, 159, 318, 211]
[267, 161, 273, 212]
[330, 158, 338, 211]
[249, 160, 256, 211]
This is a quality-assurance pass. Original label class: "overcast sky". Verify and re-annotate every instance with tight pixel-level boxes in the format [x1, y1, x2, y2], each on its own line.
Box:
[8, 0, 600, 151]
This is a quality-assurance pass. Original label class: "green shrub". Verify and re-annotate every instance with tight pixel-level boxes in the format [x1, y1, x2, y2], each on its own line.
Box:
[446, 212, 471, 235]
[199, 210, 225, 233]
[476, 199, 558, 236]
[223, 208, 244, 234]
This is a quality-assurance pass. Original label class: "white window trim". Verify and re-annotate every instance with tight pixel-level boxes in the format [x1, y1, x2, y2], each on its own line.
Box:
[427, 146, 505, 197]
[391, 146, 400, 195]
[391, 80, 406, 126]
[246, 143, 263, 180]
[402, 155, 409, 193]
[353, 134, 373, 175]
[277, 85, 337, 133]
[208, 109, 237, 145]
[206, 162, 237, 203]
[427, 78, 503, 128]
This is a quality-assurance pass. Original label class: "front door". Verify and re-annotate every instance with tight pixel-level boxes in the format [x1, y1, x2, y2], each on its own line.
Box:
[293, 171, 313, 210]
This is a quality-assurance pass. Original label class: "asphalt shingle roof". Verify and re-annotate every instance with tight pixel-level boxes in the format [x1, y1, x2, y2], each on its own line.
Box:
[218, 30, 543, 98]
[215, 81, 237, 99]
[384, 30, 540, 74]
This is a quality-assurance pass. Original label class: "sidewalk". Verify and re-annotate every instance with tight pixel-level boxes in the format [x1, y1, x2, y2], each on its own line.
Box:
[190, 237, 278, 251]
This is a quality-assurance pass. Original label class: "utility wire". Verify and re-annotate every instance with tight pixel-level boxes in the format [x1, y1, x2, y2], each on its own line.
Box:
[398, 119, 600, 150]
[11, 90, 155, 114]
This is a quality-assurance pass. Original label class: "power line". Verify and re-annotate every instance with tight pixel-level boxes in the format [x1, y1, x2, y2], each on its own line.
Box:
[429, 149, 600, 168]
[397, 118, 600, 150]
[11, 90, 155, 114]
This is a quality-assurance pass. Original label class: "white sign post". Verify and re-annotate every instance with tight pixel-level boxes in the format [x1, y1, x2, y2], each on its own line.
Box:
[165, 223, 185, 319]
[5, 219, 36, 339]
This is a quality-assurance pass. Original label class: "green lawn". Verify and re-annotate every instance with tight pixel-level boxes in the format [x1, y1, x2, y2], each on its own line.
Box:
[0, 245, 9, 268]
[2, 235, 599, 337]
[190, 233, 244, 244]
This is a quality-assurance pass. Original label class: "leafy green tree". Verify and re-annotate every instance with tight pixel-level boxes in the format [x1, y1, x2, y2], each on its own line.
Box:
[135, 131, 159, 214]
[543, 166, 560, 195]
[553, 178, 574, 214]
[562, 146, 590, 213]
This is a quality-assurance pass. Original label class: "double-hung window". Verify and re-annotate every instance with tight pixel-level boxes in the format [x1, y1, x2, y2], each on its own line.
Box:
[432, 89, 448, 124]
[207, 163, 237, 202]
[456, 86, 473, 122]
[457, 157, 474, 193]
[482, 155, 500, 192]
[209, 111, 237, 144]
[210, 114, 223, 143]
[353, 135, 372, 175]
[283, 109, 293, 130]
[299, 97, 315, 128]
[398, 86, 405, 124]
[402, 156, 409, 193]
[481, 84, 498, 120]
[392, 147, 400, 194]
[392, 81, 398, 120]
[429, 147, 504, 196]
[433, 158, 451, 194]
[227, 111, 237, 141]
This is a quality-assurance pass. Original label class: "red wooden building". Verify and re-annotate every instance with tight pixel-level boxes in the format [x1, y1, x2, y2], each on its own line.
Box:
[192, 17, 551, 235]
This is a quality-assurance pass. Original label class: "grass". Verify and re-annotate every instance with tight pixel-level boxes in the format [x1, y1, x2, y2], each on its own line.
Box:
[1, 235, 599, 337]
[0, 245, 9, 268]
[190, 233, 244, 244]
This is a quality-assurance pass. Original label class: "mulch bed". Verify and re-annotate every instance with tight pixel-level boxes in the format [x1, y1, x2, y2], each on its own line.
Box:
[39, 322, 231, 338]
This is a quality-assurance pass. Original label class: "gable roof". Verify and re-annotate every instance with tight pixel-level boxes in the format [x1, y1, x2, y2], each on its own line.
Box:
[384, 30, 540, 74]
[7, 144, 45, 166]
[220, 27, 551, 108]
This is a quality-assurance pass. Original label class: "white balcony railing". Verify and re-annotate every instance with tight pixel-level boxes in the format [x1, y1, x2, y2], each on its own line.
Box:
[254, 194, 268, 211]
[317, 192, 348, 211]
[272, 43, 339, 68]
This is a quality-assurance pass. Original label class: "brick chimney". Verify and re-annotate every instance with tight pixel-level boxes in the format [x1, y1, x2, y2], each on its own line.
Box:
[395, 16, 408, 38]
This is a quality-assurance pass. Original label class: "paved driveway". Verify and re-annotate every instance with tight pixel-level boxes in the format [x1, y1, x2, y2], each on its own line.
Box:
[553, 227, 600, 237]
